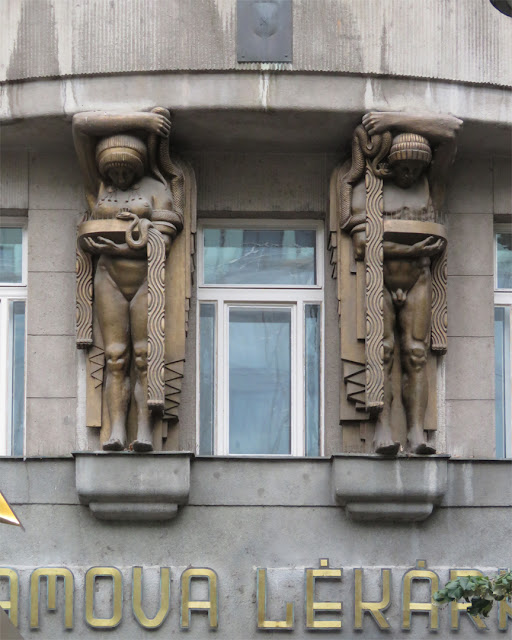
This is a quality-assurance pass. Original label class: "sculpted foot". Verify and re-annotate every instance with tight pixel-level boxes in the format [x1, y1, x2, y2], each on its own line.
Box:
[412, 442, 436, 455]
[102, 437, 125, 451]
[408, 428, 436, 455]
[374, 440, 400, 456]
[132, 439, 153, 452]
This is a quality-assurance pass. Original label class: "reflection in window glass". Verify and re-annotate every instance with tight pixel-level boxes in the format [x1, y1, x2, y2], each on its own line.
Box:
[199, 304, 216, 455]
[229, 308, 291, 454]
[10, 301, 25, 455]
[0, 228, 23, 284]
[497, 232, 512, 289]
[305, 305, 320, 456]
[203, 229, 316, 285]
[495, 307, 511, 458]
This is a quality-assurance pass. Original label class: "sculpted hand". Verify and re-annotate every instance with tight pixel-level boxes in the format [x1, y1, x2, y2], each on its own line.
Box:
[362, 112, 394, 136]
[410, 236, 446, 257]
[81, 236, 132, 256]
[144, 112, 171, 138]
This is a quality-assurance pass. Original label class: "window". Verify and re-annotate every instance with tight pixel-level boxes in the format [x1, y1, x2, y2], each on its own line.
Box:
[0, 219, 27, 456]
[495, 225, 512, 458]
[197, 221, 323, 456]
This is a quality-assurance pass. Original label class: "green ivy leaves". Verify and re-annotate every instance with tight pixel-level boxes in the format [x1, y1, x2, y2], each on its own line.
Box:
[433, 571, 512, 618]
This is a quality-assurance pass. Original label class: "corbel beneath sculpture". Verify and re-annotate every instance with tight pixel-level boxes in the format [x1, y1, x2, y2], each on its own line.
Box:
[329, 111, 462, 456]
[74, 108, 197, 453]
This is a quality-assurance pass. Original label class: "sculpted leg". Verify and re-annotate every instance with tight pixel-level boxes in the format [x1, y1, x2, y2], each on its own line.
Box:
[94, 264, 131, 450]
[398, 263, 434, 454]
[130, 279, 153, 452]
[374, 287, 400, 455]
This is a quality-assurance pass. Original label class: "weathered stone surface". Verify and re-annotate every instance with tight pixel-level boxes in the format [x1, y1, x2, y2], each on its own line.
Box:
[26, 397, 77, 456]
[445, 337, 495, 400]
[2, 0, 511, 86]
[445, 156, 493, 215]
[74, 452, 192, 521]
[28, 210, 79, 272]
[447, 213, 493, 277]
[332, 455, 449, 522]
[26, 335, 76, 398]
[446, 400, 495, 458]
[0, 148, 28, 210]
[447, 275, 494, 337]
[27, 271, 75, 336]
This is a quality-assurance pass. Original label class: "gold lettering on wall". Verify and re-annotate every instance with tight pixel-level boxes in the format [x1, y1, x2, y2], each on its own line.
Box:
[354, 568, 391, 630]
[257, 568, 294, 630]
[180, 568, 218, 629]
[402, 560, 439, 630]
[85, 567, 122, 628]
[305, 558, 342, 630]
[30, 568, 74, 630]
[499, 570, 512, 631]
[132, 566, 171, 629]
[449, 570, 487, 630]
[0, 568, 19, 627]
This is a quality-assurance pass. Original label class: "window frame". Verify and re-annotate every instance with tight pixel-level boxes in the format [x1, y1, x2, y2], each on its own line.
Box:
[494, 224, 512, 458]
[196, 219, 325, 457]
[0, 217, 28, 456]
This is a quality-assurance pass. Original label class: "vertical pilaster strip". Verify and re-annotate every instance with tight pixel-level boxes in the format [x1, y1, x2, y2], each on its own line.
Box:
[147, 227, 166, 411]
[431, 248, 448, 352]
[76, 245, 93, 347]
[364, 160, 384, 412]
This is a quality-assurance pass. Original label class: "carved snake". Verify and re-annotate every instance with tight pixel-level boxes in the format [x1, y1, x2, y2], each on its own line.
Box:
[339, 125, 392, 230]
[117, 211, 153, 249]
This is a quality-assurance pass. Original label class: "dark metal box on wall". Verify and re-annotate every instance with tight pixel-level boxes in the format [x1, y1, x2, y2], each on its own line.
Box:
[237, 0, 292, 63]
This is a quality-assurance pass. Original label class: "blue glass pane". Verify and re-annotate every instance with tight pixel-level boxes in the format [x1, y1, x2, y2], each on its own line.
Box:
[229, 308, 291, 454]
[10, 301, 25, 456]
[497, 233, 512, 289]
[204, 229, 316, 285]
[199, 304, 216, 455]
[305, 304, 320, 456]
[0, 228, 23, 283]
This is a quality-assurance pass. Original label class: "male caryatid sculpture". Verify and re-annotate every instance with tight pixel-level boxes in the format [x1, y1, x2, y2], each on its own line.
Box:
[330, 112, 461, 455]
[74, 108, 196, 452]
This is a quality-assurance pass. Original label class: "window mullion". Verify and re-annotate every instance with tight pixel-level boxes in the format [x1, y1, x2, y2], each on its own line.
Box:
[293, 301, 305, 456]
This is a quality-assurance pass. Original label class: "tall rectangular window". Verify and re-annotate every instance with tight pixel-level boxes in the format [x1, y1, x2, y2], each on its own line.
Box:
[495, 226, 512, 458]
[197, 222, 323, 456]
[0, 219, 27, 456]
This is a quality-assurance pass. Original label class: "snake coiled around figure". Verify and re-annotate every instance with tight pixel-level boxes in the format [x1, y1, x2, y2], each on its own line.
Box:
[117, 210, 153, 249]
[338, 125, 392, 231]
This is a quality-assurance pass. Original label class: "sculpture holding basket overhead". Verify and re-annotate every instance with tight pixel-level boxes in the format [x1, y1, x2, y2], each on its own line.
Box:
[330, 112, 462, 455]
[74, 108, 196, 452]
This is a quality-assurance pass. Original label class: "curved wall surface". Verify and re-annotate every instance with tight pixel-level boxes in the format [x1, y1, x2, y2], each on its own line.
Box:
[2, 0, 512, 87]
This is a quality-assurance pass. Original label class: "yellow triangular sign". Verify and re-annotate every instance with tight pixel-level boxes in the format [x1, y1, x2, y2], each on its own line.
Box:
[0, 491, 21, 527]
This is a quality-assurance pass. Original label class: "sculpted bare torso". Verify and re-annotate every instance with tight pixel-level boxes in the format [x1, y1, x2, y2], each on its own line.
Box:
[351, 175, 433, 294]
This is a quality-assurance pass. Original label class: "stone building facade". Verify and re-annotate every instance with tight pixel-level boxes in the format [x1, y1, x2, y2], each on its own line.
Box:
[1, 1, 511, 637]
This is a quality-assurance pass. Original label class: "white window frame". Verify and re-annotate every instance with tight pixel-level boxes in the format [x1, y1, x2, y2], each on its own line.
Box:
[0, 217, 28, 456]
[494, 224, 512, 458]
[196, 219, 324, 457]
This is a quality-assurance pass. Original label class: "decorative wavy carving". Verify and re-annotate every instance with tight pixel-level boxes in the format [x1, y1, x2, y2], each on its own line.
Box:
[76, 245, 93, 347]
[364, 161, 385, 412]
[431, 248, 448, 352]
[147, 227, 166, 411]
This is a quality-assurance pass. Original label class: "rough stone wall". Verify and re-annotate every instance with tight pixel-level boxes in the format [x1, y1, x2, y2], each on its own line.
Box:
[2, 0, 512, 87]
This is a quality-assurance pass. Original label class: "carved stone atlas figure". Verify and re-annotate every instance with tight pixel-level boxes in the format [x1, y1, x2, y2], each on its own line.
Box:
[333, 112, 462, 455]
[74, 108, 195, 452]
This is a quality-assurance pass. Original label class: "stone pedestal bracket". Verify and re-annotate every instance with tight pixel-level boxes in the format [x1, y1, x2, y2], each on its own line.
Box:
[332, 455, 449, 522]
[74, 452, 192, 521]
